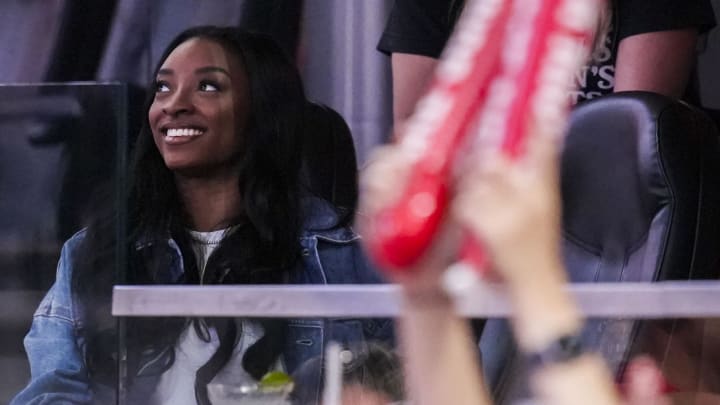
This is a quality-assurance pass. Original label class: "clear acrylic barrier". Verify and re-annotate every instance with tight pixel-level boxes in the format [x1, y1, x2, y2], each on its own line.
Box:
[113, 282, 720, 404]
[0, 83, 130, 403]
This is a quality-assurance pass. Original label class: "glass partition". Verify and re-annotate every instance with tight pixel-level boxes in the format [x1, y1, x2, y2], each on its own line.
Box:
[112, 282, 720, 405]
[0, 83, 131, 403]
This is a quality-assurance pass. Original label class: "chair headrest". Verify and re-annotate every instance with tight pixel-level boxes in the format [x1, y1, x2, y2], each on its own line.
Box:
[561, 91, 719, 279]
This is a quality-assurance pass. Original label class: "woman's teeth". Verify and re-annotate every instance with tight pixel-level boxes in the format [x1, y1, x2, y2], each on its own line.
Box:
[166, 128, 203, 137]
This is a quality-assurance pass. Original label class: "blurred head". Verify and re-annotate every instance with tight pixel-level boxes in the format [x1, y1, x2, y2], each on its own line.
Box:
[291, 342, 404, 404]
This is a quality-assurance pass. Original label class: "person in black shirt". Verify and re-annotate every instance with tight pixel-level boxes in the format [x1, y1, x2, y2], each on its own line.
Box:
[378, 0, 716, 126]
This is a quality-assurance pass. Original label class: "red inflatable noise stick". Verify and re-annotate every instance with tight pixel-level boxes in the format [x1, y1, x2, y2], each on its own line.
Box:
[367, 0, 602, 275]
[368, 0, 513, 270]
[458, 0, 602, 275]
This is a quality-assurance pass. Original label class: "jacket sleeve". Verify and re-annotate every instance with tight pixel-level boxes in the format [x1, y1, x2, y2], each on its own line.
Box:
[11, 238, 94, 405]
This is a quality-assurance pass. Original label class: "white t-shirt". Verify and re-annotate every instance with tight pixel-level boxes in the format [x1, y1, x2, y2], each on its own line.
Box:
[188, 228, 226, 282]
[149, 229, 284, 405]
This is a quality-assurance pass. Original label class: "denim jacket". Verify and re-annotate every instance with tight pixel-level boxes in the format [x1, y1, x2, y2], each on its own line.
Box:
[11, 199, 393, 404]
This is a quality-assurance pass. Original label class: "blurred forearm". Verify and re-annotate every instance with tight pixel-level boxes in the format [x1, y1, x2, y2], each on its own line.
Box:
[399, 285, 492, 405]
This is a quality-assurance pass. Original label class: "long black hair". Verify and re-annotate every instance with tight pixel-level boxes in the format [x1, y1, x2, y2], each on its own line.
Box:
[73, 26, 309, 399]
[131, 25, 305, 250]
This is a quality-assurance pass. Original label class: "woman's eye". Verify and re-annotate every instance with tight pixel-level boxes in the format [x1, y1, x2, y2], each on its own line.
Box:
[199, 81, 219, 92]
[155, 81, 170, 93]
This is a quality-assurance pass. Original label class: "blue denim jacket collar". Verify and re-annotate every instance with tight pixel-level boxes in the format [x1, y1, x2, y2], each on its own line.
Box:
[131, 196, 354, 246]
[130, 197, 356, 285]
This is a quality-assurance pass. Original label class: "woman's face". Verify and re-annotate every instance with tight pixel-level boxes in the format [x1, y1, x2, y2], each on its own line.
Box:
[148, 37, 250, 176]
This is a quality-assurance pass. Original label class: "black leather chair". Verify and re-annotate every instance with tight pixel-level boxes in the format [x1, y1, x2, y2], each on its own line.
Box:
[488, 91, 720, 401]
[562, 91, 720, 285]
[563, 91, 720, 389]
[301, 102, 359, 220]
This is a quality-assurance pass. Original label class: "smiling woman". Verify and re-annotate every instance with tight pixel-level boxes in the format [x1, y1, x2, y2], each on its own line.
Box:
[11, 26, 393, 405]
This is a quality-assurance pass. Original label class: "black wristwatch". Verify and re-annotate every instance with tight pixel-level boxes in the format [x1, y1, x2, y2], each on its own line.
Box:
[527, 333, 585, 370]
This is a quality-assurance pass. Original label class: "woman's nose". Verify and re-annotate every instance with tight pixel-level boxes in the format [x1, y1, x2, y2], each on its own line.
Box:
[162, 87, 194, 116]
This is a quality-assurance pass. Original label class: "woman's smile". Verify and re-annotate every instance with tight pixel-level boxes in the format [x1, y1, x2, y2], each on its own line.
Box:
[165, 128, 204, 138]
[160, 124, 208, 145]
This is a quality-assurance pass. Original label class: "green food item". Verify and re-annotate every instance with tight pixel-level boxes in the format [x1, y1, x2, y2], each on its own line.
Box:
[258, 371, 295, 393]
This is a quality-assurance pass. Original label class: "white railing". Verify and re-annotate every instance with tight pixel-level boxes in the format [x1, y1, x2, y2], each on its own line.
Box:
[113, 281, 720, 318]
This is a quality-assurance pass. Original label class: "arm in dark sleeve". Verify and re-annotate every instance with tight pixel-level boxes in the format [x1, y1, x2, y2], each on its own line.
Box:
[612, 0, 716, 97]
[377, 0, 463, 58]
[616, 0, 716, 40]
